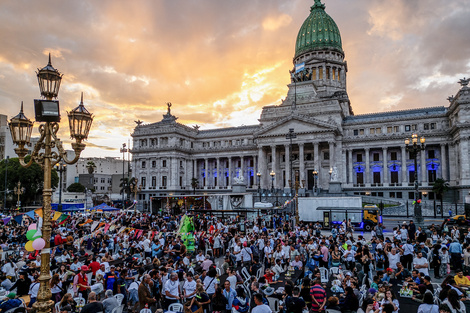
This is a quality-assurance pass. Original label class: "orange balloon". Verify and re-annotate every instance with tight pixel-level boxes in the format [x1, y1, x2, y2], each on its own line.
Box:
[25, 240, 34, 252]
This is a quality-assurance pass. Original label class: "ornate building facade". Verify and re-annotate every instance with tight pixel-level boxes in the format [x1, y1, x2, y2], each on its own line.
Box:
[131, 0, 470, 205]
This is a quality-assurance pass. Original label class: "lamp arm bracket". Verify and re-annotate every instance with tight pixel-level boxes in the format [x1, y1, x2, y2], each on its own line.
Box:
[51, 123, 84, 165]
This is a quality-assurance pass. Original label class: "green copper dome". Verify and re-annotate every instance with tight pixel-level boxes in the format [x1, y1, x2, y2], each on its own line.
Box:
[295, 0, 343, 58]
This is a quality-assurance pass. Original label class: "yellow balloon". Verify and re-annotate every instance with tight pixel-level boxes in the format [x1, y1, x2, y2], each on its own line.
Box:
[25, 241, 34, 252]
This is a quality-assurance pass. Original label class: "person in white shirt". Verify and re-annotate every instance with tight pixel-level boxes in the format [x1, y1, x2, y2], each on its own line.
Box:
[233, 241, 242, 267]
[252, 293, 272, 313]
[195, 251, 205, 264]
[143, 237, 152, 258]
[96, 264, 106, 278]
[2, 259, 17, 279]
[226, 269, 238, 290]
[387, 249, 401, 270]
[29, 275, 40, 308]
[241, 243, 253, 266]
[164, 273, 180, 308]
[413, 252, 429, 275]
[70, 258, 82, 272]
[183, 273, 197, 300]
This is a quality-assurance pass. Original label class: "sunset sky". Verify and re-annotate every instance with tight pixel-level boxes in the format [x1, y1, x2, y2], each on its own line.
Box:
[0, 0, 469, 158]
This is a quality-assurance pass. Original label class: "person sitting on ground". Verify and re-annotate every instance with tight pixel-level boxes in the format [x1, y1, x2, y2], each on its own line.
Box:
[0, 292, 23, 312]
[81, 291, 104, 313]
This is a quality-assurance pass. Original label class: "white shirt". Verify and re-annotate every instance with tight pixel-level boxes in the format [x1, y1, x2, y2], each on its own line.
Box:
[388, 253, 401, 269]
[203, 276, 218, 294]
[196, 254, 205, 262]
[234, 245, 242, 261]
[413, 257, 429, 275]
[164, 279, 179, 299]
[227, 275, 237, 290]
[252, 304, 272, 313]
[241, 247, 252, 262]
[29, 282, 40, 298]
[183, 280, 197, 299]
[143, 239, 151, 252]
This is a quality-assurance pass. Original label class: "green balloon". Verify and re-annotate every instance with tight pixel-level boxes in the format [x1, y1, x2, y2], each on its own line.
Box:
[32, 235, 42, 241]
[26, 229, 37, 241]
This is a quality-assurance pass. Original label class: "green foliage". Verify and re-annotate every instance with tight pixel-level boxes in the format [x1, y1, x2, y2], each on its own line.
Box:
[432, 178, 449, 199]
[67, 182, 86, 193]
[0, 157, 58, 207]
[86, 161, 96, 174]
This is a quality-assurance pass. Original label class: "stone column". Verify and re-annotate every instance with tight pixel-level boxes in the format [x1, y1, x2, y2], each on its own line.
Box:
[204, 158, 209, 188]
[365, 148, 370, 185]
[401, 146, 408, 183]
[342, 149, 347, 185]
[382, 147, 388, 185]
[227, 157, 232, 188]
[216, 157, 221, 188]
[240, 156, 244, 183]
[299, 143, 305, 183]
[285, 144, 291, 188]
[313, 142, 320, 187]
[329, 141, 335, 170]
[460, 139, 470, 185]
[440, 144, 447, 180]
[271, 145, 277, 188]
[258, 147, 266, 189]
[348, 149, 353, 184]
[449, 143, 458, 183]
[421, 148, 427, 184]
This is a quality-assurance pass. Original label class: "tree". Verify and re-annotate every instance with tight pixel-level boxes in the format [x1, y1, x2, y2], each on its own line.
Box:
[0, 157, 58, 208]
[86, 161, 96, 174]
[432, 178, 449, 212]
[67, 182, 86, 193]
[191, 177, 199, 194]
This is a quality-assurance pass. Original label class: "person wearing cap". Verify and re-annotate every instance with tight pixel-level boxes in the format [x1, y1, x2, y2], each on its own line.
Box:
[96, 263, 106, 278]
[104, 265, 119, 291]
[74, 265, 91, 300]
[0, 292, 23, 312]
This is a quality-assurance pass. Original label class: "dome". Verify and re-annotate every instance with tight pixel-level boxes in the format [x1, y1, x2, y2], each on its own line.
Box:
[295, 0, 343, 58]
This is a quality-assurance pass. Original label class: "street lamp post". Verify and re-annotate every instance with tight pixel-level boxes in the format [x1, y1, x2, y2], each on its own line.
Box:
[256, 172, 261, 197]
[8, 55, 93, 313]
[294, 170, 301, 224]
[120, 143, 127, 209]
[13, 181, 25, 210]
[3, 156, 8, 210]
[312, 169, 318, 195]
[130, 178, 142, 214]
[55, 162, 66, 211]
[270, 170, 275, 193]
[405, 133, 425, 226]
[285, 128, 297, 190]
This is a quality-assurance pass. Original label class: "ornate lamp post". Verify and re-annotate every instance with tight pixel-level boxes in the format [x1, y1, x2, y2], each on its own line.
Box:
[130, 178, 142, 213]
[270, 170, 275, 193]
[405, 134, 425, 226]
[312, 169, 318, 195]
[294, 170, 301, 224]
[13, 181, 25, 210]
[9, 54, 93, 313]
[55, 162, 66, 211]
[256, 172, 261, 195]
[120, 143, 127, 209]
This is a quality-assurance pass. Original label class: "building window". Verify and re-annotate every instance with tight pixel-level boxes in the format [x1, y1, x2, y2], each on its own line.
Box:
[356, 172, 364, 185]
[357, 154, 363, 162]
[101, 178, 105, 183]
[373, 172, 381, 184]
[391, 152, 398, 161]
[180, 160, 183, 167]
[179, 176, 183, 187]
[373, 153, 380, 162]
[141, 177, 146, 188]
[353, 129, 358, 136]
[370, 128, 375, 135]
[152, 161, 156, 168]
[324, 152, 330, 160]
[405, 125, 411, 132]
[428, 150, 435, 159]
[430, 123, 436, 129]
[142, 161, 146, 169]
[394, 126, 399, 133]
[376, 128, 382, 134]
[162, 160, 167, 167]
[409, 170, 415, 183]
[428, 169, 437, 183]
[152, 176, 156, 187]
[397, 192, 402, 198]
[359, 129, 364, 135]
[162, 176, 167, 187]
[424, 123, 429, 130]
[408, 192, 415, 200]
[390, 171, 399, 184]
[387, 126, 392, 133]
[412, 124, 417, 131]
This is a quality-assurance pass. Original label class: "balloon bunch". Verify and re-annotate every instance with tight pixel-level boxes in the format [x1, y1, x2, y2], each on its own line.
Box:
[25, 223, 46, 252]
[412, 199, 422, 205]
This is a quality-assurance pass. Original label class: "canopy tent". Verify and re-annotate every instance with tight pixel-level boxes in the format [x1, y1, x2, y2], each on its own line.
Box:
[88, 203, 120, 211]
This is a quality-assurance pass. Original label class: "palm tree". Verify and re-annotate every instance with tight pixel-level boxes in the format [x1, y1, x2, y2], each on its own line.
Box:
[432, 178, 449, 213]
[86, 161, 96, 174]
[191, 177, 199, 194]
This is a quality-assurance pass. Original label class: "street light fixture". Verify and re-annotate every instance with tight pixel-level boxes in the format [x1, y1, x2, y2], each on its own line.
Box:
[55, 162, 67, 211]
[256, 172, 261, 194]
[130, 178, 142, 213]
[405, 133, 425, 226]
[8, 54, 93, 313]
[120, 143, 128, 209]
[270, 170, 275, 192]
[13, 181, 25, 210]
[312, 169, 318, 195]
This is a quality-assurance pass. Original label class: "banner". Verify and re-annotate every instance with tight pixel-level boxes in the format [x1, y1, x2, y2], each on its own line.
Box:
[24, 210, 35, 219]
[34, 208, 43, 218]
[90, 221, 99, 232]
[52, 211, 62, 221]
[2, 217, 11, 225]
[13, 215, 24, 225]
[295, 62, 305, 73]
[103, 223, 110, 233]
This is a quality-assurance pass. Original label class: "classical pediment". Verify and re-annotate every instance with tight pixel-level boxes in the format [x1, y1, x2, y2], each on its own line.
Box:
[255, 114, 338, 138]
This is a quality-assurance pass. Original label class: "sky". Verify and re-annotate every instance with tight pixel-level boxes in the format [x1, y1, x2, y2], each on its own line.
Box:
[0, 0, 469, 158]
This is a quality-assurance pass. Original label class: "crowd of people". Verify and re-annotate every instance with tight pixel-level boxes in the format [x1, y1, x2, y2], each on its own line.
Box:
[0, 210, 468, 313]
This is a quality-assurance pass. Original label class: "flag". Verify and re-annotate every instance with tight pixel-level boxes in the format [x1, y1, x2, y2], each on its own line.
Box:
[2, 217, 11, 225]
[57, 214, 69, 225]
[24, 210, 35, 219]
[295, 62, 305, 73]
[34, 208, 43, 218]
[13, 215, 24, 225]
[104, 223, 110, 233]
[52, 211, 62, 221]
[91, 221, 99, 232]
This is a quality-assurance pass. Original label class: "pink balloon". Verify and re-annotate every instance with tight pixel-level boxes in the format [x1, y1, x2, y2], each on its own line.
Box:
[32, 238, 45, 251]
[28, 223, 37, 231]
